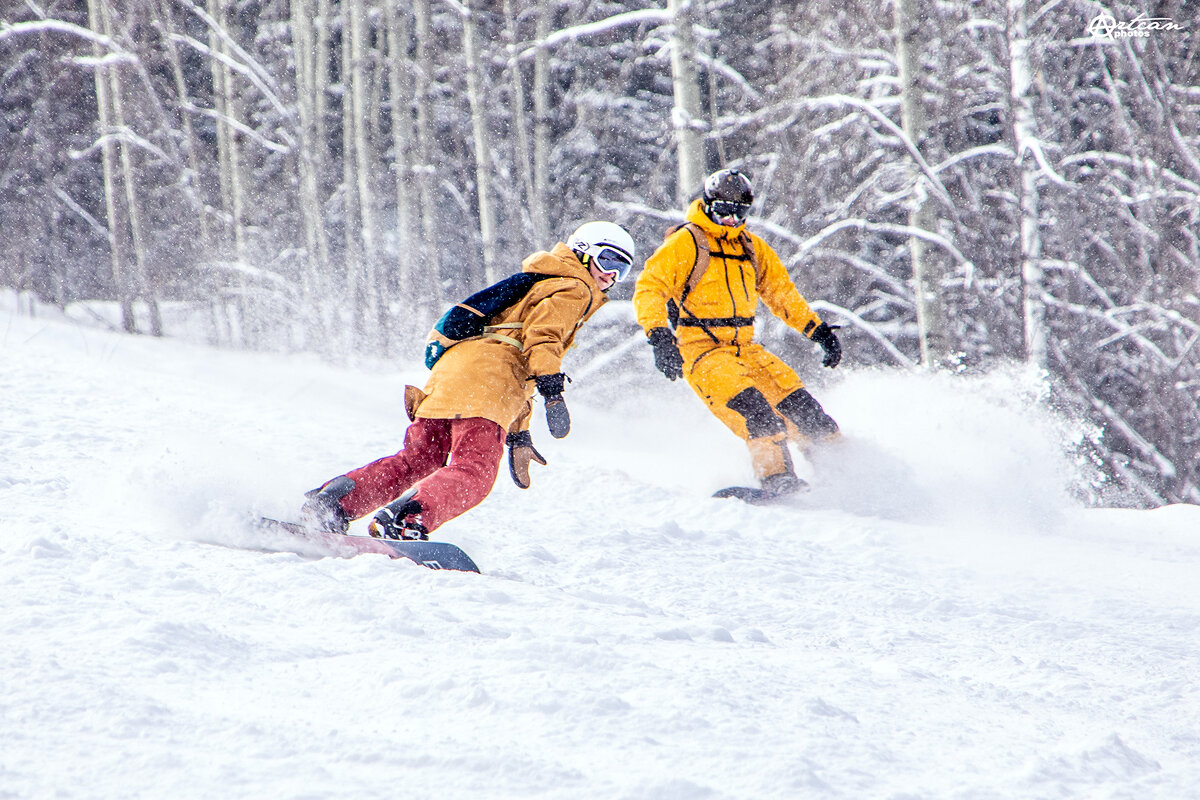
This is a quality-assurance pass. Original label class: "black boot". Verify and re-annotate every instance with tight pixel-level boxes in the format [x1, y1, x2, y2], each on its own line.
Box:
[299, 476, 354, 534]
[368, 489, 429, 541]
[761, 471, 807, 496]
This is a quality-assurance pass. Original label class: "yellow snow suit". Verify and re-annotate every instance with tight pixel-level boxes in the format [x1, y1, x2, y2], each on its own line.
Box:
[634, 200, 835, 480]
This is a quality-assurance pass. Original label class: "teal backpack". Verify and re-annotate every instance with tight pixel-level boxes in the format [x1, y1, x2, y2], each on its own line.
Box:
[424, 273, 557, 369]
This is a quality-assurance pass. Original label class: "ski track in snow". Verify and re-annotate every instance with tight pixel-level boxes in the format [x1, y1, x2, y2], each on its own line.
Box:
[3, 296, 1199, 799]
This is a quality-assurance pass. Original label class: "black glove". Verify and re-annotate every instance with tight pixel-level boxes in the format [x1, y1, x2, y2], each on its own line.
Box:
[810, 322, 842, 368]
[534, 373, 571, 438]
[506, 430, 547, 489]
[648, 327, 684, 381]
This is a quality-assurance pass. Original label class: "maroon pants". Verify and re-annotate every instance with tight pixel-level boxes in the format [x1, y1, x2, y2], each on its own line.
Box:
[339, 417, 505, 533]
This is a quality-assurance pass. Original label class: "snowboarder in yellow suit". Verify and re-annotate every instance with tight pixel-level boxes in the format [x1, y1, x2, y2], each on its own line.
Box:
[633, 168, 842, 495]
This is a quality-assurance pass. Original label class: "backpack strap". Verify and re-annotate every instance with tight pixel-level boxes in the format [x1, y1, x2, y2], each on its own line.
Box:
[482, 275, 593, 352]
[426, 272, 559, 369]
[678, 222, 711, 307]
[665, 223, 760, 344]
[481, 322, 524, 349]
[661, 222, 717, 342]
[738, 231, 758, 273]
[671, 224, 759, 305]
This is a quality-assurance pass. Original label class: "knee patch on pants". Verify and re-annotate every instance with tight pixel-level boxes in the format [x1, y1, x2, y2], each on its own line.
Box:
[776, 389, 839, 438]
[726, 387, 787, 439]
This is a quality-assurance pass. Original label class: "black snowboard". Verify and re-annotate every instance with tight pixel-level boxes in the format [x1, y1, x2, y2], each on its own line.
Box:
[712, 481, 809, 506]
[258, 517, 480, 573]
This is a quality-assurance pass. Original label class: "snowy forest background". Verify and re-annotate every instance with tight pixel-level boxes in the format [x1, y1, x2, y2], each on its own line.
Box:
[1, 0, 1197, 505]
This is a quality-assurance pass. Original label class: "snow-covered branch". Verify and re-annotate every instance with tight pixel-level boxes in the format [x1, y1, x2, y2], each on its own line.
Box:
[1043, 295, 1193, 370]
[69, 130, 169, 163]
[934, 144, 1014, 173]
[799, 218, 972, 267]
[1015, 137, 1071, 187]
[1057, 150, 1200, 195]
[436, 0, 468, 16]
[170, 0, 292, 123]
[715, 94, 957, 216]
[0, 18, 121, 51]
[169, 33, 294, 137]
[51, 185, 108, 239]
[810, 248, 912, 301]
[183, 104, 292, 154]
[809, 300, 916, 368]
[67, 52, 138, 68]
[696, 53, 762, 103]
[516, 9, 670, 61]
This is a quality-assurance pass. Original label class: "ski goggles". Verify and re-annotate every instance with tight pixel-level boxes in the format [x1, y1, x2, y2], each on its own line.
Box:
[708, 200, 752, 223]
[593, 247, 634, 281]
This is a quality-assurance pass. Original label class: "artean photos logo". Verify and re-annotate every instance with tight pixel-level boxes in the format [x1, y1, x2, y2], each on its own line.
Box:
[1087, 12, 1188, 39]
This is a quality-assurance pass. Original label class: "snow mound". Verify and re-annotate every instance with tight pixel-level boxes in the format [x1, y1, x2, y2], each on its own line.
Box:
[4, 298, 1199, 799]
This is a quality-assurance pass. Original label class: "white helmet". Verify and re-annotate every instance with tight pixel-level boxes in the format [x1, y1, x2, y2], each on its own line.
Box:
[567, 221, 636, 282]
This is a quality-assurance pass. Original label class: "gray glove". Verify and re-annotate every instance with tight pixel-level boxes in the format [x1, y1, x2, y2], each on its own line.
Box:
[534, 373, 571, 438]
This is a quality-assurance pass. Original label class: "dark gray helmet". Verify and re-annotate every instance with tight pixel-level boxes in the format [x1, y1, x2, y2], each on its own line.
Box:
[702, 168, 754, 204]
[702, 169, 754, 226]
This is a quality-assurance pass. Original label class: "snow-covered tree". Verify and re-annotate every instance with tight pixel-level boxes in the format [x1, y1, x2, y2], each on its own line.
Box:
[2, 0, 1196, 504]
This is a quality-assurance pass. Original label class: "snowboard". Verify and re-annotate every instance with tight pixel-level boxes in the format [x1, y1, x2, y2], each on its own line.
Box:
[713, 480, 809, 506]
[712, 486, 782, 505]
[257, 517, 480, 573]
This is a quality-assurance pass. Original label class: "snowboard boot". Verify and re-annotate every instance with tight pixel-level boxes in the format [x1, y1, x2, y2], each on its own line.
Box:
[761, 470, 807, 495]
[299, 475, 354, 534]
[368, 489, 429, 541]
[748, 433, 806, 496]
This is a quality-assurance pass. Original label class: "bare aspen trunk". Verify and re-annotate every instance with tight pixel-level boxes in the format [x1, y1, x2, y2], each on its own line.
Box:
[315, 0, 332, 159]
[462, 0, 498, 284]
[207, 0, 251, 344]
[667, 0, 706, 205]
[157, 0, 212, 248]
[700, 3, 725, 167]
[207, 0, 246, 261]
[531, 1, 551, 244]
[504, 0, 535, 252]
[340, 0, 364, 339]
[296, 0, 336, 345]
[386, 0, 416, 319]
[895, 0, 948, 366]
[108, 0, 162, 335]
[413, 0, 443, 307]
[107, 51, 161, 336]
[86, 0, 136, 332]
[291, 0, 332, 323]
[1007, 0, 1047, 370]
[347, 0, 379, 337]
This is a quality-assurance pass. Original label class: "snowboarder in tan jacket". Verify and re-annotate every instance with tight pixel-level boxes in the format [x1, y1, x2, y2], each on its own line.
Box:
[633, 168, 841, 496]
[301, 222, 637, 539]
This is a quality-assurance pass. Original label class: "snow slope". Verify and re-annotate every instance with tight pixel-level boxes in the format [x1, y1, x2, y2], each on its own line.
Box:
[3, 295, 1199, 799]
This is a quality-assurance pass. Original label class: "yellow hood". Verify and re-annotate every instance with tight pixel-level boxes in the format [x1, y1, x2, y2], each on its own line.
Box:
[686, 198, 746, 242]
